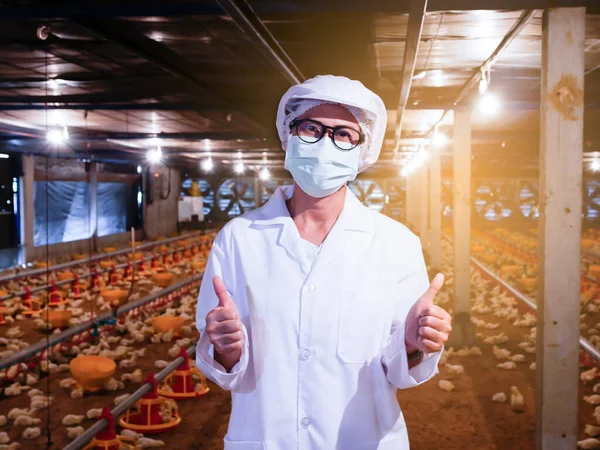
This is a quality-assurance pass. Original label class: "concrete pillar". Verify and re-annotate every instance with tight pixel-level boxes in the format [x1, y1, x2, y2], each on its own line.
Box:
[536, 8, 584, 450]
[449, 107, 474, 348]
[20, 155, 34, 262]
[419, 163, 429, 250]
[86, 162, 98, 252]
[406, 169, 420, 233]
[429, 148, 442, 271]
[254, 177, 262, 209]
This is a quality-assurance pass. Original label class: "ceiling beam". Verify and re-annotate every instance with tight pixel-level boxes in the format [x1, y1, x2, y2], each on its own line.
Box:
[72, 19, 270, 133]
[392, 0, 427, 157]
[426, 9, 536, 137]
[215, 0, 304, 85]
[1, 0, 598, 18]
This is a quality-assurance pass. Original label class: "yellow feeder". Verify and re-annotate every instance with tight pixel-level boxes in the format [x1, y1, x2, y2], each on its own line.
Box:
[501, 265, 522, 275]
[72, 253, 88, 261]
[191, 260, 206, 271]
[127, 252, 145, 261]
[518, 278, 537, 293]
[480, 254, 497, 265]
[99, 260, 113, 270]
[41, 309, 72, 329]
[70, 356, 116, 392]
[152, 272, 174, 287]
[583, 239, 596, 250]
[100, 289, 129, 306]
[589, 265, 600, 278]
[103, 247, 118, 253]
[152, 315, 185, 335]
[57, 271, 74, 282]
[34, 261, 49, 269]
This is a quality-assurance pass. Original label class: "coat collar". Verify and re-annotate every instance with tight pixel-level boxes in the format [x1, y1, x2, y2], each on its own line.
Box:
[251, 184, 374, 233]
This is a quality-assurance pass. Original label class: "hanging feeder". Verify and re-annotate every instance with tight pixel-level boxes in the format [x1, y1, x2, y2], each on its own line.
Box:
[158, 348, 209, 399]
[100, 289, 128, 307]
[90, 268, 103, 290]
[41, 309, 72, 329]
[138, 257, 146, 276]
[82, 407, 138, 450]
[118, 373, 181, 434]
[71, 274, 82, 299]
[21, 286, 41, 316]
[47, 280, 68, 307]
[108, 265, 120, 286]
[152, 315, 184, 335]
[70, 355, 116, 392]
[152, 272, 174, 288]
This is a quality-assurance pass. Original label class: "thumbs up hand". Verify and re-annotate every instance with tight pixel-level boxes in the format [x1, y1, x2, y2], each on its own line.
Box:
[404, 273, 452, 354]
[205, 276, 244, 371]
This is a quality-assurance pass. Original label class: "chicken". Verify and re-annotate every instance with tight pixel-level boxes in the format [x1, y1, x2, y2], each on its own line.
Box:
[492, 392, 506, 403]
[510, 386, 524, 412]
[121, 369, 143, 384]
[154, 360, 168, 369]
[14, 416, 41, 426]
[137, 437, 165, 448]
[584, 395, 600, 405]
[497, 362, 517, 370]
[0, 433, 8, 444]
[0, 416, 6, 427]
[492, 346, 511, 360]
[445, 364, 464, 375]
[66, 426, 84, 439]
[22, 427, 41, 440]
[86, 409, 103, 420]
[7, 409, 31, 420]
[438, 380, 455, 392]
[71, 387, 84, 399]
[586, 425, 600, 438]
[582, 367, 599, 383]
[579, 438, 600, 449]
[511, 354, 526, 363]
[114, 394, 130, 406]
[62, 415, 85, 426]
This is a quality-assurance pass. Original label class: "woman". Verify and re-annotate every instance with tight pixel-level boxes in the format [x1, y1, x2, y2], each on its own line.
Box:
[196, 75, 452, 450]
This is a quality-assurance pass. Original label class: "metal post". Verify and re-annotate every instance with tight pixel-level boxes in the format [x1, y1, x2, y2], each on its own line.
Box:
[87, 162, 98, 252]
[20, 155, 34, 263]
[419, 162, 429, 251]
[449, 107, 474, 348]
[429, 148, 442, 271]
[536, 8, 585, 450]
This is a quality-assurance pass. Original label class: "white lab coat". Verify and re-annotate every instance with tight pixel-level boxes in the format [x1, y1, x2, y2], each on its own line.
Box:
[196, 185, 441, 450]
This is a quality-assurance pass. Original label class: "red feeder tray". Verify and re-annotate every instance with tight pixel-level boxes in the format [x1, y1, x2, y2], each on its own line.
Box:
[119, 373, 181, 434]
[158, 349, 210, 399]
[83, 407, 138, 450]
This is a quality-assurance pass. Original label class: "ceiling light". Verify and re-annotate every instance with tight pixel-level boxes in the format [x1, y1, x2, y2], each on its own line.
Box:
[136, 165, 142, 174]
[201, 157, 214, 172]
[46, 126, 68, 145]
[0, 154, 9, 159]
[412, 71, 427, 80]
[592, 160, 600, 172]
[431, 130, 449, 148]
[147, 147, 162, 164]
[400, 167, 409, 177]
[259, 168, 270, 181]
[478, 93, 501, 116]
[234, 161, 245, 174]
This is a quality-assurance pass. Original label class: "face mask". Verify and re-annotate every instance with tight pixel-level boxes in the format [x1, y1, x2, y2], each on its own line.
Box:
[284, 135, 360, 198]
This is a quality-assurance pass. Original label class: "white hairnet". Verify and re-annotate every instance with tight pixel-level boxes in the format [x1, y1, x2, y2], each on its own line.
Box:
[276, 75, 387, 172]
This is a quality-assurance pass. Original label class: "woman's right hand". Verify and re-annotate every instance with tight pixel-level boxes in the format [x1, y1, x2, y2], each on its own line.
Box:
[205, 276, 244, 372]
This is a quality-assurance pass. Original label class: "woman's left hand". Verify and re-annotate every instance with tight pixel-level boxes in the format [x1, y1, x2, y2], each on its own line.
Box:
[405, 273, 452, 354]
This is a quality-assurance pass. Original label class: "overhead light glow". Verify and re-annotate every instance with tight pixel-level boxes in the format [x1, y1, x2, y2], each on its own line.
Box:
[234, 161, 245, 174]
[259, 168, 271, 181]
[592, 160, 600, 172]
[400, 167, 409, 177]
[478, 93, 501, 116]
[429, 69, 446, 87]
[431, 131, 449, 148]
[147, 147, 162, 164]
[136, 165, 142, 174]
[412, 71, 427, 80]
[46, 126, 69, 145]
[201, 157, 214, 172]
[0, 154, 9, 159]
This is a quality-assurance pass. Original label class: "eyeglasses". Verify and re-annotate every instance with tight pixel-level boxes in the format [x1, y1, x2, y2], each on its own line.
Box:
[289, 119, 365, 151]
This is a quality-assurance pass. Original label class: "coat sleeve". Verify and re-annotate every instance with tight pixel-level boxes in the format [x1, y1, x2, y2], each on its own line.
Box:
[195, 231, 250, 391]
[380, 234, 443, 389]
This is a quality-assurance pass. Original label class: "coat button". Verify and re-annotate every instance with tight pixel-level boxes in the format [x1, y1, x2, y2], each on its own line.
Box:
[300, 349, 312, 360]
[305, 283, 315, 293]
[301, 417, 311, 428]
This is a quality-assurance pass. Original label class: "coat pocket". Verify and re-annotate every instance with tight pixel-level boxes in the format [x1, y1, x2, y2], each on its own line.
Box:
[337, 289, 384, 364]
